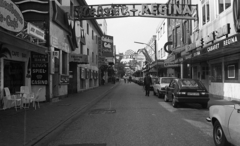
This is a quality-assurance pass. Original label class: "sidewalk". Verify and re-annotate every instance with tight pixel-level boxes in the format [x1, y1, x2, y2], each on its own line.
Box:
[0, 83, 118, 146]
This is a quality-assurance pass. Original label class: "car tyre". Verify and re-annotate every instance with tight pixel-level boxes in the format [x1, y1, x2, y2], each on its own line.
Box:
[213, 120, 230, 146]
[172, 95, 178, 108]
[164, 94, 168, 102]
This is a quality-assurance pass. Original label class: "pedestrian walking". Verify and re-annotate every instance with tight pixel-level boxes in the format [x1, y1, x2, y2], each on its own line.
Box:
[144, 73, 152, 96]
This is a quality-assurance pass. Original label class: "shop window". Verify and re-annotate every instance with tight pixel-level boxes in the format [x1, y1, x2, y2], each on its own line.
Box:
[211, 63, 222, 82]
[225, 61, 238, 81]
[193, 66, 198, 79]
[218, 0, 231, 14]
[201, 66, 209, 79]
[202, 0, 210, 25]
[54, 49, 60, 73]
[62, 51, 67, 74]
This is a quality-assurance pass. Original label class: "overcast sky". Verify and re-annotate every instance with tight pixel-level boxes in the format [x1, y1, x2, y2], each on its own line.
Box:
[85, 0, 168, 54]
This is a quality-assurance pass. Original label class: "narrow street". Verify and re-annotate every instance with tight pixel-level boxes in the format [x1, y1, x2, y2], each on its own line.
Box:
[47, 80, 214, 146]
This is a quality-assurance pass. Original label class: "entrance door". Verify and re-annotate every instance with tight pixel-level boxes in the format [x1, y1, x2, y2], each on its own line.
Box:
[4, 60, 25, 94]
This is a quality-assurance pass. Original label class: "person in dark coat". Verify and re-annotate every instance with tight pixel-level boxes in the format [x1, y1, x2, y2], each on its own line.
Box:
[144, 73, 152, 96]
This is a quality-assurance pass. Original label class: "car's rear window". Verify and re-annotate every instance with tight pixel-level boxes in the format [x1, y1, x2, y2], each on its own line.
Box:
[161, 78, 174, 83]
[179, 79, 204, 89]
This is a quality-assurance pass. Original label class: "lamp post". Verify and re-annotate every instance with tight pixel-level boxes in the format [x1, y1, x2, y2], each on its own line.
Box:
[134, 41, 158, 77]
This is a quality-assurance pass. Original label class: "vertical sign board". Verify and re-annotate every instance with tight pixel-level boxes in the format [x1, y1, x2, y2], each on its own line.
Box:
[31, 52, 49, 85]
[102, 35, 113, 57]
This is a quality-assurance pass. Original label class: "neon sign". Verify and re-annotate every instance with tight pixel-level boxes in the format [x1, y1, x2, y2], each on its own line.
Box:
[75, 3, 198, 20]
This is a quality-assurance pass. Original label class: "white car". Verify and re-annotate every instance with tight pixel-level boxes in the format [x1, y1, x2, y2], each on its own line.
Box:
[152, 77, 176, 98]
[206, 103, 240, 146]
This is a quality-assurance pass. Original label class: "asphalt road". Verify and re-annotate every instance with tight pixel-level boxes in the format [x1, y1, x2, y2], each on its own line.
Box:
[47, 80, 215, 146]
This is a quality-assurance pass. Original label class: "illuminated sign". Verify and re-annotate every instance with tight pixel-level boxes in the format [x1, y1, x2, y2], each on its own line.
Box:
[75, 3, 198, 20]
[0, 0, 24, 32]
[101, 35, 113, 57]
[27, 23, 45, 41]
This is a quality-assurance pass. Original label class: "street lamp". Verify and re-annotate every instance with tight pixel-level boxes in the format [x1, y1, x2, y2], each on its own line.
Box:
[134, 41, 158, 77]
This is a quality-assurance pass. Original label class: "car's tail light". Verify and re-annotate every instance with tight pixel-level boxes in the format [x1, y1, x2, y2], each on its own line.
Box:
[177, 92, 186, 95]
[201, 92, 208, 95]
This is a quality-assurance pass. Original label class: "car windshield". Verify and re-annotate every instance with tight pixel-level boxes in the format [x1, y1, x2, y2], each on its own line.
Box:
[161, 78, 174, 83]
[179, 79, 204, 89]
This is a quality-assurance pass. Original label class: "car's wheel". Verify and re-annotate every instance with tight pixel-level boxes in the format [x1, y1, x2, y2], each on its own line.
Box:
[213, 120, 230, 146]
[164, 94, 168, 102]
[172, 95, 178, 108]
[201, 103, 208, 109]
[158, 91, 162, 98]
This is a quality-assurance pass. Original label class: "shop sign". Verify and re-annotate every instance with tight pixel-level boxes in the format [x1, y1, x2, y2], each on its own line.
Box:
[31, 52, 49, 85]
[0, 0, 24, 32]
[201, 33, 240, 54]
[31, 62, 48, 85]
[102, 35, 113, 57]
[59, 74, 69, 84]
[70, 54, 88, 64]
[27, 23, 45, 41]
[164, 62, 180, 67]
[31, 53, 48, 62]
[75, 3, 197, 20]
[185, 54, 192, 60]
[193, 51, 200, 57]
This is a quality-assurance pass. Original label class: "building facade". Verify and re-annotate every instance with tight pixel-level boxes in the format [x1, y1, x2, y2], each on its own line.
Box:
[0, 0, 48, 105]
[183, 0, 240, 100]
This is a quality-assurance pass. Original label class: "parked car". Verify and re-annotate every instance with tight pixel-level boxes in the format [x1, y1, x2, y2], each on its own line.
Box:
[206, 103, 240, 146]
[164, 78, 209, 108]
[152, 77, 176, 98]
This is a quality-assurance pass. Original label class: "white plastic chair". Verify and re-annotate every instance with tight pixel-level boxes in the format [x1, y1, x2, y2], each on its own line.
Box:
[3, 87, 21, 111]
[20, 86, 32, 108]
[31, 88, 42, 110]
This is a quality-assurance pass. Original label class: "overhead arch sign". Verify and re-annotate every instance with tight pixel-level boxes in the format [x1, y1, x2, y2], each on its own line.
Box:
[74, 3, 198, 20]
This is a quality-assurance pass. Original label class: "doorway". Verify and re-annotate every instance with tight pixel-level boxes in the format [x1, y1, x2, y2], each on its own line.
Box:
[4, 60, 25, 94]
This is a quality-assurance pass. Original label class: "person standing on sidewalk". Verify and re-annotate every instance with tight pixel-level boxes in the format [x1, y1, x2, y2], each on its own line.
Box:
[144, 73, 152, 96]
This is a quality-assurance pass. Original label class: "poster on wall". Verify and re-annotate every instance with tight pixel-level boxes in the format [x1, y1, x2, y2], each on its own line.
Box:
[101, 35, 113, 57]
[31, 52, 49, 85]
[80, 68, 85, 79]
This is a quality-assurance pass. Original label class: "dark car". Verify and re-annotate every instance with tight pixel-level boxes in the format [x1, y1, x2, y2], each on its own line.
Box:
[164, 78, 209, 108]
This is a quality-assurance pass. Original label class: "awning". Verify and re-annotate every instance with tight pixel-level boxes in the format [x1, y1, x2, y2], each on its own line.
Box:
[69, 54, 88, 64]
[0, 30, 47, 54]
[183, 33, 240, 64]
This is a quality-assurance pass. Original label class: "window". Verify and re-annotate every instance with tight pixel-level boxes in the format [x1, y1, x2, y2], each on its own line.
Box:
[80, 44, 83, 54]
[87, 48, 89, 55]
[87, 23, 89, 34]
[92, 52, 94, 63]
[225, 61, 238, 81]
[158, 31, 160, 40]
[202, 1, 210, 25]
[218, 0, 231, 14]
[211, 63, 222, 82]
[201, 66, 209, 79]
[92, 30, 94, 40]
[62, 51, 67, 74]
